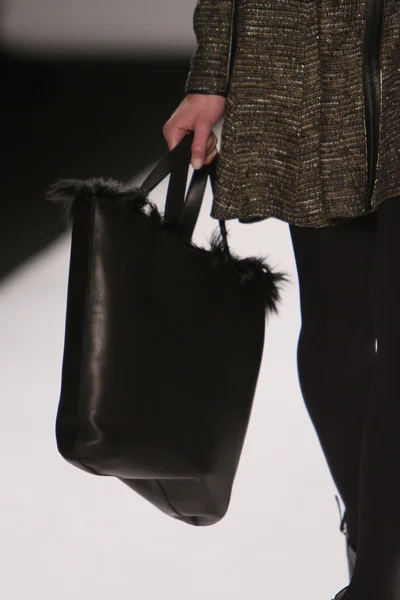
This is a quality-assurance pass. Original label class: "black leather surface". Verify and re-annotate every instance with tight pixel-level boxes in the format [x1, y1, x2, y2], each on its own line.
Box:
[53, 135, 288, 526]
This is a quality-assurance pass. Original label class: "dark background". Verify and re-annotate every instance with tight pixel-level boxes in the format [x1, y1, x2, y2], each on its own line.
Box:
[1, 48, 189, 280]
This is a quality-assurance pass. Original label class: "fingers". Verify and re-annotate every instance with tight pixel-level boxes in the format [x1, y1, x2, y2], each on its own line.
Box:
[201, 132, 218, 166]
[203, 146, 218, 166]
[162, 93, 226, 170]
[206, 132, 218, 153]
[192, 124, 218, 169]
[162, 121, 218, 169]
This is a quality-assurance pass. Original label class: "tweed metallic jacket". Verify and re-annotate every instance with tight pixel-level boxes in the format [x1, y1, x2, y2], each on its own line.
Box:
[184, 0, 400, 228]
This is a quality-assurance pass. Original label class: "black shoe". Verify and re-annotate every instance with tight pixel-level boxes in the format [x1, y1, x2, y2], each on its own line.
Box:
[335, 495, 356, 579]
[331, 586, 349, 600]
[335, 495, 400, 599]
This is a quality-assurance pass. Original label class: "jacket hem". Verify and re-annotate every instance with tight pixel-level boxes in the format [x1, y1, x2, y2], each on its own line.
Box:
[208, 199, 393, 229]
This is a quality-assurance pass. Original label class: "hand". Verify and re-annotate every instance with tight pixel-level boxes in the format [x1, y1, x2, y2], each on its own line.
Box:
[162, 93, 227, 169]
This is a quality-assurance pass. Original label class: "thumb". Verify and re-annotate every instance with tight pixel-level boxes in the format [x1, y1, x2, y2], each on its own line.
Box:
[191, 122, 211, 170]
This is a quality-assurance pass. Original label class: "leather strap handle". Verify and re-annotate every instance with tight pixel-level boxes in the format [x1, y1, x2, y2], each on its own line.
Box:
[139, 132, 224, 244]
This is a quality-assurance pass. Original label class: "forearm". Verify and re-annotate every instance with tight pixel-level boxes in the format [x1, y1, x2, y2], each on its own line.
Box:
[184, 0, 234, 97]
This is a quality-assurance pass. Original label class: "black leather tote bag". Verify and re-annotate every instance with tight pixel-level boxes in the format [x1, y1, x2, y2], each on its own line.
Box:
[47, 131, 289, 526]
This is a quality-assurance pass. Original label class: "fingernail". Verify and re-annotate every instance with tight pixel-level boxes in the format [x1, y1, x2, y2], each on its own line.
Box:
[192, 159, 203, 170]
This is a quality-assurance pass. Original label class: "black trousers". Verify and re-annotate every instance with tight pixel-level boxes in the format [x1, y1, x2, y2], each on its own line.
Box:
[289, 195, 400, 600]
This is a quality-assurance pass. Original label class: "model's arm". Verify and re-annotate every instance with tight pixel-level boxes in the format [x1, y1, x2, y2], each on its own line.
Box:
[184, 0, 234, 97]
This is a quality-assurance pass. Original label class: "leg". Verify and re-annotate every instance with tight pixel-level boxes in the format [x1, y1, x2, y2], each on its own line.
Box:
[288, 210, 377, 552]
[343, 195, 400, 600]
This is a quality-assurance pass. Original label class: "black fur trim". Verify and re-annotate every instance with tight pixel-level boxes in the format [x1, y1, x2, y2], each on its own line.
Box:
[46, 177, 291, 317]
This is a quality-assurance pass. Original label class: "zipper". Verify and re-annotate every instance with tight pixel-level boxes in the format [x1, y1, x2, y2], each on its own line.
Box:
[363, 0, 385, 212]
[226, 0, 238, 94]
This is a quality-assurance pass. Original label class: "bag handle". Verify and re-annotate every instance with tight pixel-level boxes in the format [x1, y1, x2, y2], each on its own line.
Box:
[139, 133, 230, 257]
[139, 130, 210, 217]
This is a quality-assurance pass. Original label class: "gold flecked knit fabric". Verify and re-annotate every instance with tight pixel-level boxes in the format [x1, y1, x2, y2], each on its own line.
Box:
[184, 0, 400, 228]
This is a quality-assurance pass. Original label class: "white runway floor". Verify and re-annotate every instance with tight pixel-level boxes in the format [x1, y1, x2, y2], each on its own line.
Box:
[0, 145, 350, 599]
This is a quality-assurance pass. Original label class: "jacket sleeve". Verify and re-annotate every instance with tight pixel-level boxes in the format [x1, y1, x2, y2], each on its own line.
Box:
[184, 0, 234, 97]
